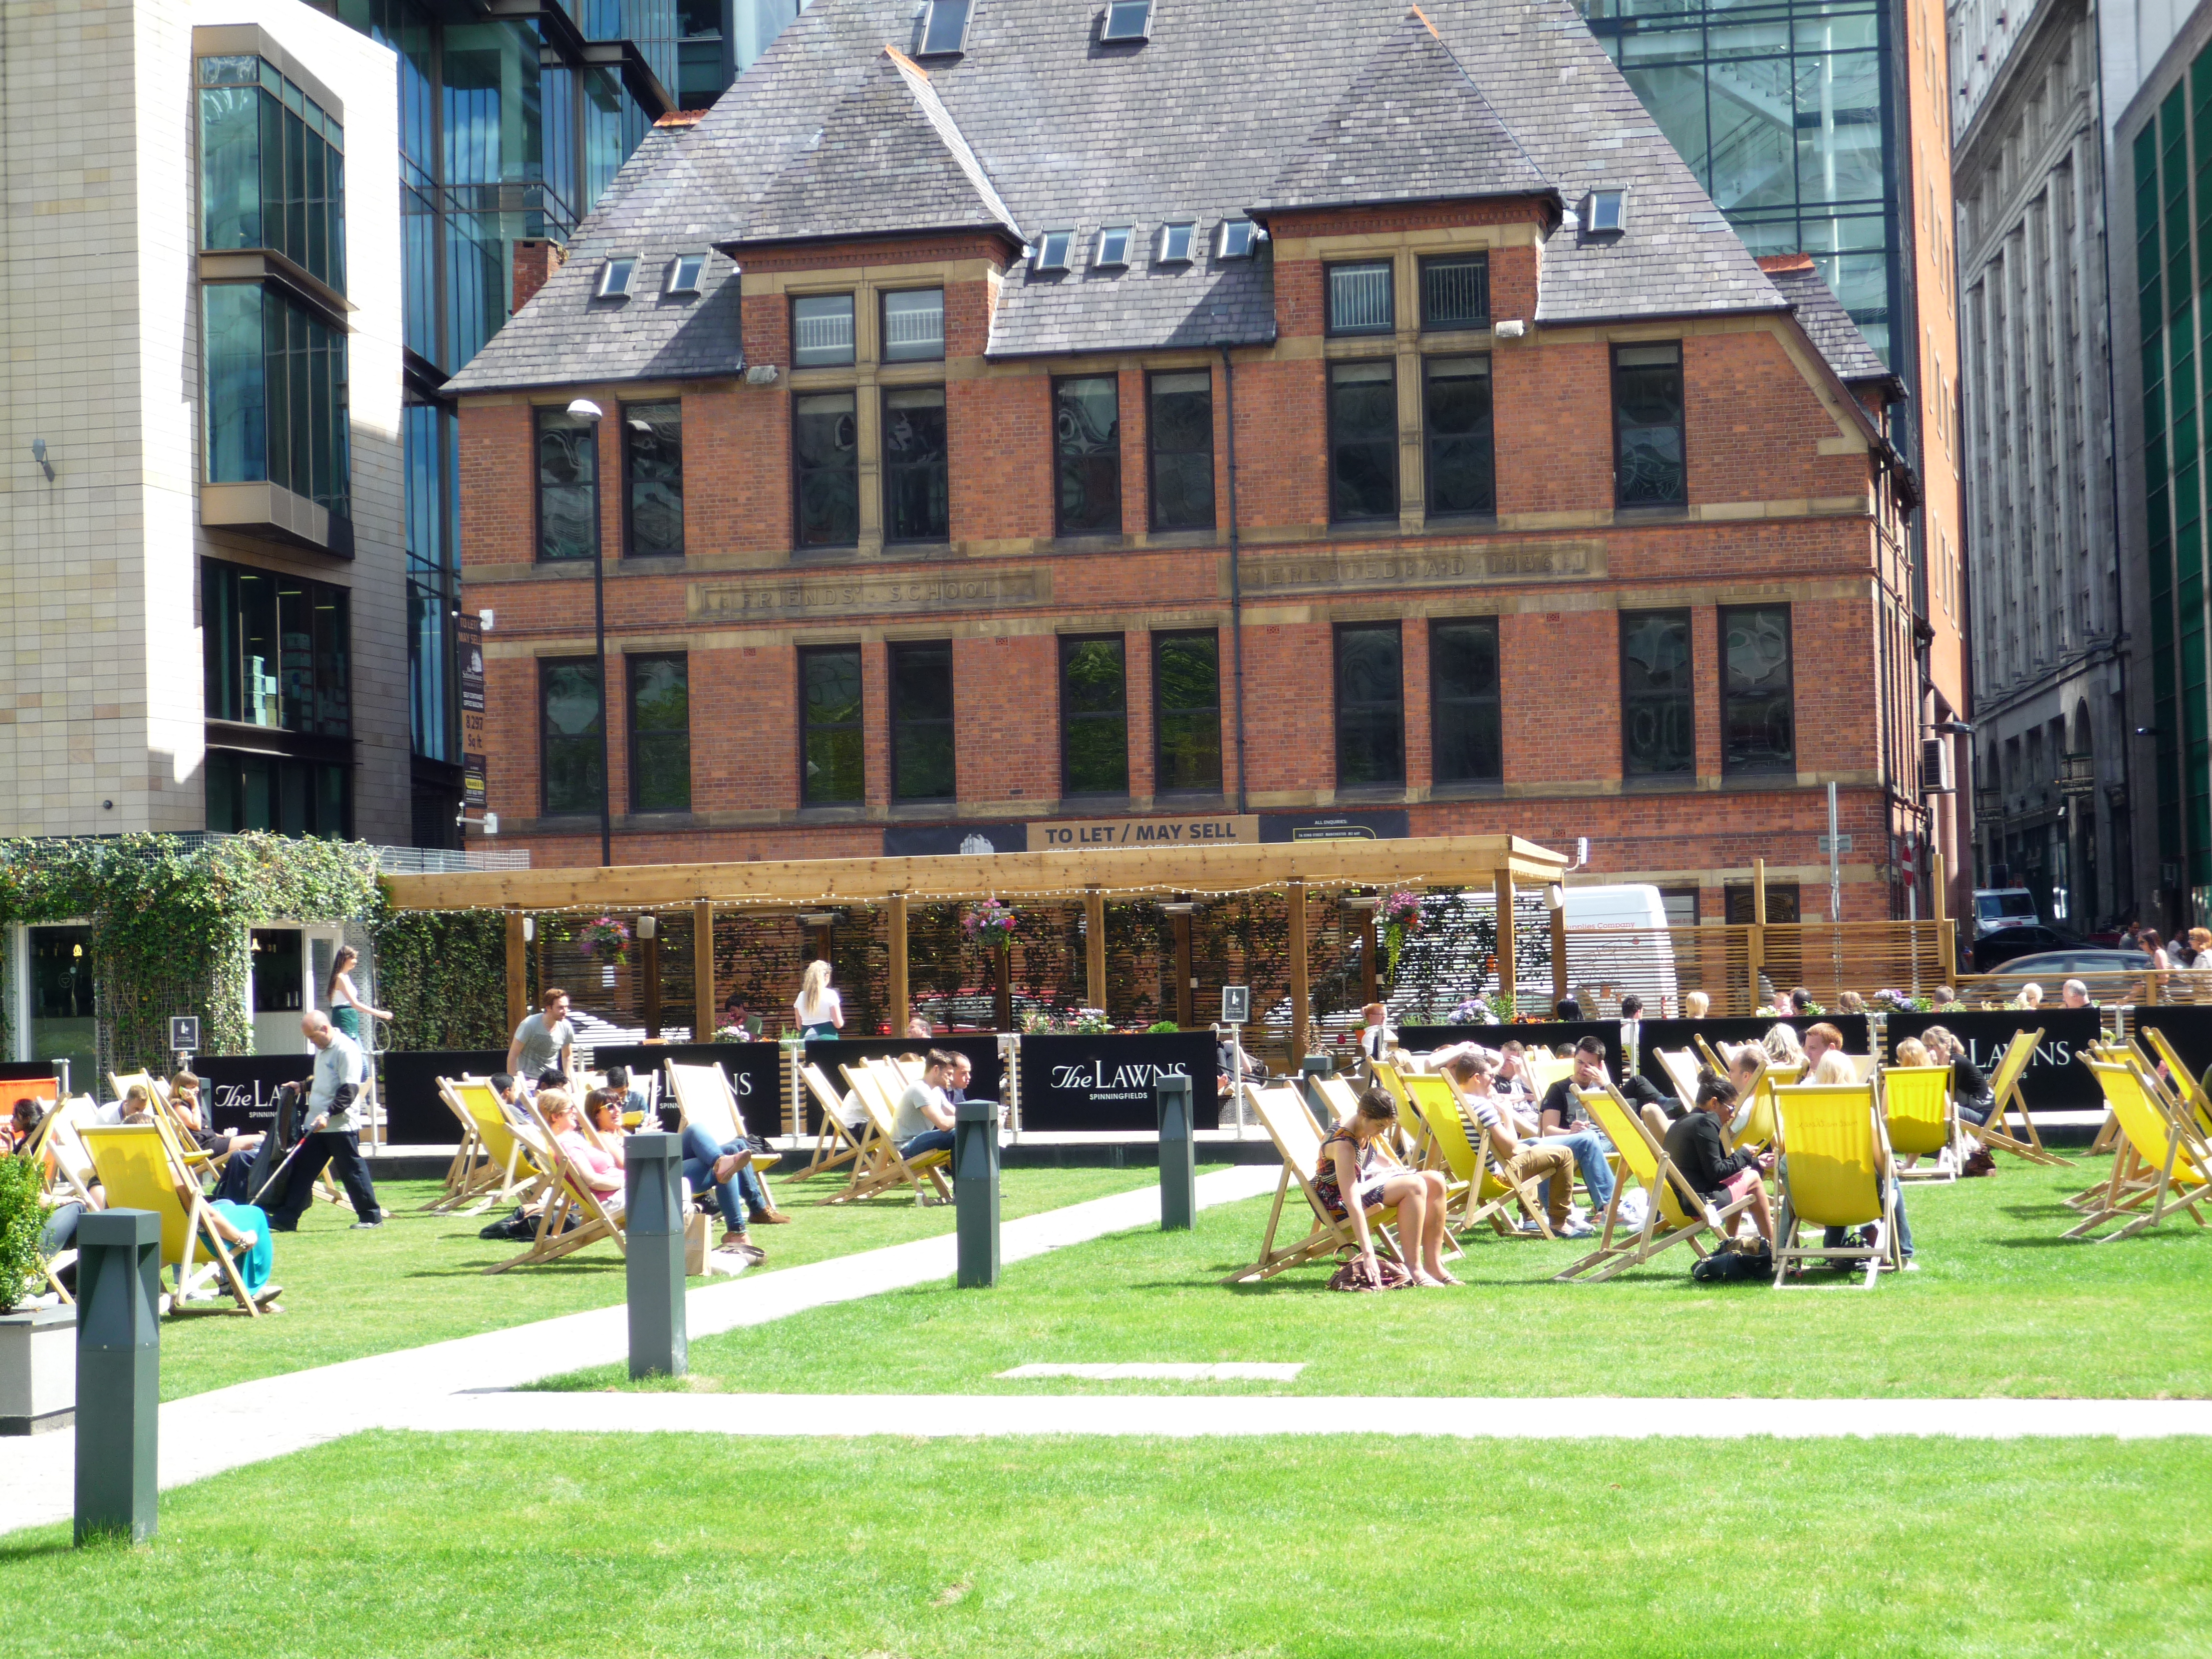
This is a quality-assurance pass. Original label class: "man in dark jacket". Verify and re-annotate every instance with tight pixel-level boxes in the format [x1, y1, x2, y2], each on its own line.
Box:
[1661, 1074, 1774, 1250]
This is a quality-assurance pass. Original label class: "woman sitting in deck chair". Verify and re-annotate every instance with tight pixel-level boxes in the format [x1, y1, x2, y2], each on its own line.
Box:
[1319, 1088, 1458, 1288]
[1808, 1047, 1916, 1269]
[1661, 1074, 1776, 1256]
[545, 1091, 624, 1211]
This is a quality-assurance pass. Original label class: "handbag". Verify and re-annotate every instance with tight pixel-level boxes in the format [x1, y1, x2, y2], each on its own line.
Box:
[1326, 1250, 1413, 1292]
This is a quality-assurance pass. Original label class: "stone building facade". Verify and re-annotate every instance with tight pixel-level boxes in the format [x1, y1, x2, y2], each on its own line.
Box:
[448, 0, 1945, 926]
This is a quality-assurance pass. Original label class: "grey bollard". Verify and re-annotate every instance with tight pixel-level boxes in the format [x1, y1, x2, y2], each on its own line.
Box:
[75, 1210, 161, 1545]
[623, 1132, 687, 1380]
[954, 1099, 1000, 1288]
[1155, 1073, 1196, 1230]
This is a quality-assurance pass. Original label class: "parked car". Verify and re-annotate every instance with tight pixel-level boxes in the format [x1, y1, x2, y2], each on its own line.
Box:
[1966, 924, 2091, 974]
[1969, 946, 2149, 980]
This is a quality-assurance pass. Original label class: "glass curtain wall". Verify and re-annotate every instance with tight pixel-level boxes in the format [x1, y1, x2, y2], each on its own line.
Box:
[1577, 0, 1894, 361]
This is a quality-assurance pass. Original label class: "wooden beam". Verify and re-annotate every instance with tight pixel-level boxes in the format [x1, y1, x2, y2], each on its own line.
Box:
[382, 833, 1571, 914]
[1749, 857, 1767, 1009]
[1360, 914, 1377, 1008]
[1173, 909, 1194, 1028]
[642, 929, 662, 1039]
[1550, 889, 1568, 1010]
[1494, 868, 1516, 1014]
[1085, 887, 1107, 1016]
[505, 912, 527, 1036]
[1288, 879, 1309, 1060]
[692, 901, 714, 1039]
[888, 893, 910, 1036]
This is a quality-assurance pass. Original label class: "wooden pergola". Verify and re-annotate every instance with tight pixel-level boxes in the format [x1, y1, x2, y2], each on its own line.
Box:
[383, 834, 1570, 1053]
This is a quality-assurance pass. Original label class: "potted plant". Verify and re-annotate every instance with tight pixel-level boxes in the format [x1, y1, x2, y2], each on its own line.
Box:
[964, 900, 1019, 1030]
[0, 1153, 73, 1437]
[1379, 889, 1423, 990]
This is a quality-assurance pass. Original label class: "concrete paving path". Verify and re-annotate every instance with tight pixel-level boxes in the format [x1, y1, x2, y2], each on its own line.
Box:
[0, 1165, 1276, 1539]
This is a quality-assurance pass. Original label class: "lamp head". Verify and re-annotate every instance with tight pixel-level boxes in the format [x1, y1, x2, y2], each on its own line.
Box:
[565, 399, 604, 422]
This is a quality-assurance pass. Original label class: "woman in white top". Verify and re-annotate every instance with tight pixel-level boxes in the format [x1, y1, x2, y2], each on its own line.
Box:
[794, 959, 844, 1041]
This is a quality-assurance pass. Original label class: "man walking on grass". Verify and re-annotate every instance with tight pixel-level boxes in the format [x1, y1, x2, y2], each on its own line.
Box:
[268, 1011, 384, 1232]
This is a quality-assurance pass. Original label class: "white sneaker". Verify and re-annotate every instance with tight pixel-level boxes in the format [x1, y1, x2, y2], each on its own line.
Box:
[1560, 1221, 1595, 1239]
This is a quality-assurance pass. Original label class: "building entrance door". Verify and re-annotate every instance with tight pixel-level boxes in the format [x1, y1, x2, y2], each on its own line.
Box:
[27, 926, 96, 1096]
[250, 927, 307, 1055]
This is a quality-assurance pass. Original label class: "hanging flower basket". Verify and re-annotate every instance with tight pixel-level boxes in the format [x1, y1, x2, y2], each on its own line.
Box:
[961, 899, 1019, 941]
[1378, 889, 1424, 990]
[578, 915, 631, 965]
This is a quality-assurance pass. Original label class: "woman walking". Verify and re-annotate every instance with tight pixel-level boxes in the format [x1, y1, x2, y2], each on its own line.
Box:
[794, 959, 844, 1041]
[328, 945, 392, 1124]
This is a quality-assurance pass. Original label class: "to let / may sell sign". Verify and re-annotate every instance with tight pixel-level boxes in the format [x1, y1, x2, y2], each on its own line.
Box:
[458, 612, 487, 809]
[1030, 813, 1259, 850]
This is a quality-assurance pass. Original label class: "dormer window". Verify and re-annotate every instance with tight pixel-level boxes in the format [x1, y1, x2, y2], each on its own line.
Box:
[1158, 221, 1196, 263]
[666, 253, 706, 295]
[1033, 230, 1073, 271]
[1583, 189, 1626, 235]
[1218, 220, 1259, 259]
[598, 256, 637, 298]
[919, 0, 971, 56]
[1101, 0, 1153, 41]
[1096, 226, 1133, 267]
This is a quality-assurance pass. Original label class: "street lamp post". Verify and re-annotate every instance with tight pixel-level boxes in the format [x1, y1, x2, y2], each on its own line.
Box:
[567, 398, 614, 868]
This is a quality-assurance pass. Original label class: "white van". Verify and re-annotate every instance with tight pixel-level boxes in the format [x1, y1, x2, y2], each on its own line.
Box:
[1972, 888, 2039, 938]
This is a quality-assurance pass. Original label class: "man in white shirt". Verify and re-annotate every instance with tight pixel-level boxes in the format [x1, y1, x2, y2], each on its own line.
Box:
[268, 1011, 383, 1231]
[894, 1050, 959, 1158]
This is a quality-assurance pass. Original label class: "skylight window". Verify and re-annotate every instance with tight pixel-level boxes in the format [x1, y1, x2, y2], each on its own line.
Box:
[1101, 0, 1153, 41]
[598, 256, 637, 298]
[666, 253, 706, 295]
[919, 0, 971, 55]
[1218, 220, 1259, 259]
[1096, 226, 1133, 267]
[1158, 221, 1195, 263]
[1033, 230, 1073, 271]
[1583, 189, 1627, 235]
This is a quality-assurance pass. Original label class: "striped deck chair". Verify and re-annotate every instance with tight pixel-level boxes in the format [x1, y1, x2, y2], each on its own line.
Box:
[486, 1095, 628, 1273]
[1556, 1082, 1753, 1282]
[1769, 1081, 1899, 1288]
[2063, 1056, 2209, 1242]
[791, 1060, 868, 1180]
[828, 1061, 950, 1205]
[79, 1121, 267, 1314]
[1968, 1028, 2065, 1166]
[1879, 1065, 1957, 1181]
[1222, 1083, 1405, 1284]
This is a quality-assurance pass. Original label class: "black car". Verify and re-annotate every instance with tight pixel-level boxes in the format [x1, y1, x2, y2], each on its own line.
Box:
[1966, 924, 2093, 974]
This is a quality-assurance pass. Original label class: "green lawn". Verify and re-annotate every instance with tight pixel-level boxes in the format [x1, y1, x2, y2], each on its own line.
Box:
[151, 1165, 1164, 1403]
[7, 1431, 2207, 1657]
[542, 1159, 2212, 1400]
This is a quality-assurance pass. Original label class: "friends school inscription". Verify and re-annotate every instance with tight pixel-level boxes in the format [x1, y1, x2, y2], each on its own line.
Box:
[1238, 540, 1603, 596]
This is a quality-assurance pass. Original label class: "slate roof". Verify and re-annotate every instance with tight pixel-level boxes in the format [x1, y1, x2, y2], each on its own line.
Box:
[1758, 254, 1895, 387]
[738, 48, 1021, 247]
[446, 0, 1788, 394]
[1256, 9, 1553, 215]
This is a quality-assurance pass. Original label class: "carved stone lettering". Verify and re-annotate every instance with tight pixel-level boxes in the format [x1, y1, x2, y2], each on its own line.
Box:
[689, 569, 1050, 619]
[1237, 541, 1604, 596]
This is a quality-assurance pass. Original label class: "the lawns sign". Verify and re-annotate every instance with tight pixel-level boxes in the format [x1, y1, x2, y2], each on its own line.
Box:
[1018, 1032, 1220, 1132]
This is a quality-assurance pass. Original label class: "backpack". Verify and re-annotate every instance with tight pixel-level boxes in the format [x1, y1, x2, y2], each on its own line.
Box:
[1691, 1243, 1771, 1283]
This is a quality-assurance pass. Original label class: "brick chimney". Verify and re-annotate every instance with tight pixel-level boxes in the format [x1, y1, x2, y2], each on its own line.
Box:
[513, 238, 565, 315]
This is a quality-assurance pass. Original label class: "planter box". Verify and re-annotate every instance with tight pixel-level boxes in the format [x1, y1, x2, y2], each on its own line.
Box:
[0, 1304, 76, 1435]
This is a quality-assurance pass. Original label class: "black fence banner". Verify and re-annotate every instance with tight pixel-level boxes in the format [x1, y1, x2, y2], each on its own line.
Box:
[378, 1048, 507, 1145]
[1884, 1009, 2104, 1111]
[195, 1053, 322, 1137]
[1399, 1021, 1625, 1082]
[797, 1034, 1008, 1135]
[592, 1041, 783, 1132]
[1016, 1032, 1221, 1132]
[2127, 1005, 2212, 1092]
[1630, 1015, 1871, 1089]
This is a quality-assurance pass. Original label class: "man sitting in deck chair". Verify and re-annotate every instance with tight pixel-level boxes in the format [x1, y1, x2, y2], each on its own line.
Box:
[1535, 1038, 1621, 1228]
[1442, 1053, 1580, 1236]
[1662, 1074, 1776, 1256]
[894, 1050, 961, 1161]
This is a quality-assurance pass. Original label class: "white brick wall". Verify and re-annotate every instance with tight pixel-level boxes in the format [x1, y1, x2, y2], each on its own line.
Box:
[0, 0, 408, 841]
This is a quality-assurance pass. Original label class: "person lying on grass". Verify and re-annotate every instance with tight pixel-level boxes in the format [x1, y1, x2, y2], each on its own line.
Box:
[1441, 1053, 1582, 1238]
[1317, 1087, 1458, 1287]
[1662, 1074, 1774, 1253]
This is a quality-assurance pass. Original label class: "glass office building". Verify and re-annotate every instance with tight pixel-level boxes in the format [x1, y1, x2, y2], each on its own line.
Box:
[1577, 0, 1895, 362]
[315, 0, 805, 842]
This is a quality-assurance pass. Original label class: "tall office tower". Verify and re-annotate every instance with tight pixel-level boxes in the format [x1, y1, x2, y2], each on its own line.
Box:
[1579, 0, 1970, 920]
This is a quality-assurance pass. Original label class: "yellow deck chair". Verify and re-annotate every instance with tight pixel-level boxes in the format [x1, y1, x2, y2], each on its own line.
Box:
[1967, 1028, 2065, 1165]
[1880, 1065, 1957, 1181]
[791, 1061, 868, 1180]
[445, 1079, 554, 1216]
[423, 1077, 524, 1213]
[2138, 1027, 2212, 1144]
[828, 1061, 951, 1205]
[1769, 1081, 1898, 1288]
[79, 1122, 264, 1314]
[487, 1095, 629, 1273]
[2063, 1057, 2209, 1242]
[1524, 1053, 1576, 1095]
[1400, 1074, 1526, 1237]
[1556, 1083, 1753, 1282]
[1223, 1083, 1405, 1284]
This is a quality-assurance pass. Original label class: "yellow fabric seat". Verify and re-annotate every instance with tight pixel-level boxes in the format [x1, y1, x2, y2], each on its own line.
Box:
[1770, 1081, 1897, 1288]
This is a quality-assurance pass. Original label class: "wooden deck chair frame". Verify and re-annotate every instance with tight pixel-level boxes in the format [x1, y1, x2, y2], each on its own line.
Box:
[422, 1074, 490, 1211]
[828, 1061, 951, 1205]
[1653, 1048, 1707, 1114]
[486, 1095, 629, 1273]
[1768, 1081, 1899, 1289]
[2062, 1056, 2210, 1242]
[1400, 1074, 1532, 1239]
[2138, 1027, 2212, 1146]
[791, 1060, 869, 1180]
[442, 1078, 554, 1216]
[1556, 1082, 1753, 1282]
[1223, 1083, 1406, 1284]
[1967, 1028, 2066, 1166]
[35, 1097, 104, 1209]
[79, 1121, 262, 1315]
[1878, 1065, 1958, 1182]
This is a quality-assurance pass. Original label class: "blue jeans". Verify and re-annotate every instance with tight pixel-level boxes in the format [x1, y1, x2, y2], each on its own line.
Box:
[1825, 1181, 1914, 1259]
[1537, 1128, 1616, 1213]
[680, 1124, 766, 1234]
[901, 1129, 954, 1160]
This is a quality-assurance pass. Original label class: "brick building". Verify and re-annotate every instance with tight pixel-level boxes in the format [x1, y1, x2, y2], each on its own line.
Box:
[446, 0, 1950, 927]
